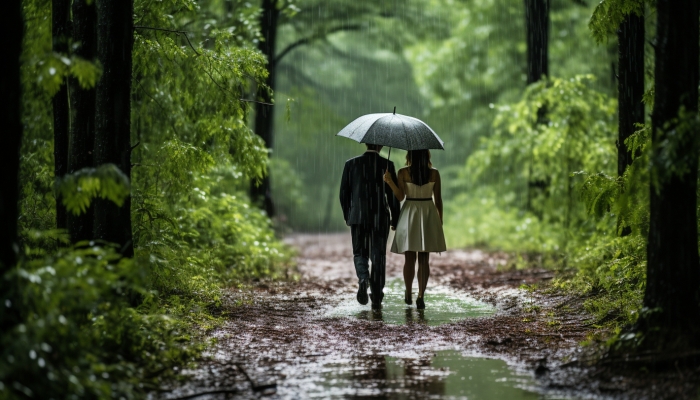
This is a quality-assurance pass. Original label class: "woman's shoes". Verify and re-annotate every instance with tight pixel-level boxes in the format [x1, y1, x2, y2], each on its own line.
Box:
[416, 297, 425, 309]
[404, 290, 412, 305]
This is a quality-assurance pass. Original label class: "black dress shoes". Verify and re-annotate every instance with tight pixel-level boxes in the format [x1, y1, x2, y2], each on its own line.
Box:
[357, 279, 369, 305]
[405, 290, 413, 305]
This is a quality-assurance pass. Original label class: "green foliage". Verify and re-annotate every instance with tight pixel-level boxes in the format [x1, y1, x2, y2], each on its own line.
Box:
[269, 158, 307, 232]
[1, 244, 201, 399]
[577, 172, 621, 219]
[129, 0, 292, 301]
[446, 73, 653, 329]
[55, 164, 131, 215]
[562, 130, 649, 327]
[8, 0, 293, 398]
[135, 167, 291, 306]
[21, 0, 103, 97]
[271, 0, 616, 232]
[444, 187, 563, 253]
[561, 230, 646, 327]
[649, 108, 700, 190]
[588, 0, 645, 43]
[462, 75, 617, 234]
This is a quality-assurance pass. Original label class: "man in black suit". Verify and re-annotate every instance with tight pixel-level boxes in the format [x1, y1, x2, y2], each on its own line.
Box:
[339, 143, 400, 309]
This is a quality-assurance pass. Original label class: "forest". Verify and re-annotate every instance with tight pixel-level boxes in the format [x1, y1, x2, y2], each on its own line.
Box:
[1, 0, 699, 398]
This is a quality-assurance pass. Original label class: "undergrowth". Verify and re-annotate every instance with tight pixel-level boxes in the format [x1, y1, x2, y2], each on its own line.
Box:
[1, 0, 292, 398]
[446, 74, 650, 331]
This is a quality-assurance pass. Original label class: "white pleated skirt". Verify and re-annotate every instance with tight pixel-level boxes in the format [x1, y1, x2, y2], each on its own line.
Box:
[390, 199, 446, 253]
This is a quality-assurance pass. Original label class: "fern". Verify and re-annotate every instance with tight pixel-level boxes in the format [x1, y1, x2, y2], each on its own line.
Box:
[577, 172, 621, 218]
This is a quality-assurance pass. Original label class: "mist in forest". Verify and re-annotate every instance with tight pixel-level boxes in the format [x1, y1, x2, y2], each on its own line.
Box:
[267, 0, 613, 233]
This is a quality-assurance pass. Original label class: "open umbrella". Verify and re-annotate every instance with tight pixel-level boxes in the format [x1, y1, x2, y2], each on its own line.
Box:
[336, 107, 444, 152]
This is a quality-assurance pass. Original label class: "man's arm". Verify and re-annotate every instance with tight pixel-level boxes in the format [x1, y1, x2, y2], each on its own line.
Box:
[339, 161, 351, 225]
[387, 162, 401, 228]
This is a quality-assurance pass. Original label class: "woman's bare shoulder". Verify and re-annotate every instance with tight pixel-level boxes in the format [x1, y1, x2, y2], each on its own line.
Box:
[430, 168, 441, 181]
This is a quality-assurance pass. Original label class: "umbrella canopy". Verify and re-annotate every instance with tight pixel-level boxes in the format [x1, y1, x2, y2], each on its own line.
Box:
[336, 110, 444, 151]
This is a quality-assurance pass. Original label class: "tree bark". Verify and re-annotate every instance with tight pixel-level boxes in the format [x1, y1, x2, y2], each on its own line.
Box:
[616, 10, 644, 237]
[52, 0, 70, 230]
[0, 0, 24, 329]
[67, 0, 97, 244]
[617, 12, 644, 177]
[93, 0, 134, 257]
[250, 0, 279, 218]
[642, 0, 700, 344]
[524, 0, 549, 85]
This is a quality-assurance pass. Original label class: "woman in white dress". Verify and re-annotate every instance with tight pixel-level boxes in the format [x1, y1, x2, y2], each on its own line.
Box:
[383, 150, 446, 309]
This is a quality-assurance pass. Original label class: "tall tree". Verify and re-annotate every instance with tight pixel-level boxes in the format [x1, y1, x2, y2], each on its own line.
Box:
[616, 9, 644, 178]
[93, 0, 135, 256]
[251, 0, 279, 217]
[52, 0, 71, 230]
[67, 0, 97, 243]
[0, 0, 24, 328]
[641, 0, 700, 346]
[524, 0, 549, 85]
[616, 7, 644, 236]
[524, 0, 549, 212]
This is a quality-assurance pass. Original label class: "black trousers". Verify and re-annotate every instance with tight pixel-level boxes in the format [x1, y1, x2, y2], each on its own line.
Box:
[351, 219, 389, 302]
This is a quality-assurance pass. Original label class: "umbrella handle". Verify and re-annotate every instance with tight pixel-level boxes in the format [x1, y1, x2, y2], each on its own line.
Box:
[384, 147, 392, 219]
[387, 147, 391, 170]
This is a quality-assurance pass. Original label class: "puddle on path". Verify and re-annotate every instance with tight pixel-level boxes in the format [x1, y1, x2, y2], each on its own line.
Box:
[308, 350, 565, 399]
[326, 278, 496, 326]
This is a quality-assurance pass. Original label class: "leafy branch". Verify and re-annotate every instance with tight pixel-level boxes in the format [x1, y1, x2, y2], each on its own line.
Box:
[134, 25, 201, 55]
[55, 164, 131, 215]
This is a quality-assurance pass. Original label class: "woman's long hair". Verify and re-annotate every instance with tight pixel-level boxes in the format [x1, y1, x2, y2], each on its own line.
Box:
[405, 150, 432, 185]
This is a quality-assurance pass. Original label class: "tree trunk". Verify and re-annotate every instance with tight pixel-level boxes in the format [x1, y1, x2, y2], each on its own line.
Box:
[616, 10, 644, 237]
[0, 0, 24, 329]
[52, 0, 70, 231]
[93, 0, 134, 257]
[641, 0, 700, 346]
[250, 0, 279, 218]
[524, 0, 549, 214]
[524, 0, 549, 85]
[617, 12, 644, 177]
[67, 0, 97, 244]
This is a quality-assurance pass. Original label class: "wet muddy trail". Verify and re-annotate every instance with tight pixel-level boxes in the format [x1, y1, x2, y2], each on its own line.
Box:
[159, 233, 697, 399]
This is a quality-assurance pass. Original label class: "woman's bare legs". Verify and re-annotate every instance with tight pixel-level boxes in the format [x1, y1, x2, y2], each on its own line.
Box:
[417, 252, 430, 298]
[403, 252, 417, 303]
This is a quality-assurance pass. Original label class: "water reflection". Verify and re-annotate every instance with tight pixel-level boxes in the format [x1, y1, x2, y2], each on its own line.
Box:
[403, 307, 426, 324]
[328, 278, 495, 326]
[356, 309, 385, 322]
[320, 351, 558, 399]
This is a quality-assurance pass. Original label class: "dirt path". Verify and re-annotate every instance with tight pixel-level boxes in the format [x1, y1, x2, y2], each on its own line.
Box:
[158, 233, 697, 399]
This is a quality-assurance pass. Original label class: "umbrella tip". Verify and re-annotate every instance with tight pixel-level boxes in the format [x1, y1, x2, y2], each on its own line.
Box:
[393, 106, 396, 115]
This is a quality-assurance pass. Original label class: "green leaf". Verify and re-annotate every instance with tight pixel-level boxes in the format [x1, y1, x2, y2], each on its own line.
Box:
[55, 164, 131, 215]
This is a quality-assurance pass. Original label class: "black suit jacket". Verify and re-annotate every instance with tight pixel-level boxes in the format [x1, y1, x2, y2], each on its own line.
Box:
[339, 151, 400, 228]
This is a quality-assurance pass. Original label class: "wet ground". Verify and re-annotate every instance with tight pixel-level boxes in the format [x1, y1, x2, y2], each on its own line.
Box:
[158, 233, 700, 400]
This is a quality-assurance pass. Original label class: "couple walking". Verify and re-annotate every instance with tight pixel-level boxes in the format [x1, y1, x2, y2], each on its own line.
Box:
[339, 143, 446, 310]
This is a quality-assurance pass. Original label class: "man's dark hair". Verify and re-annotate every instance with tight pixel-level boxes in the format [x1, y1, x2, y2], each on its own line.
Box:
[365, 143, 382, 151]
